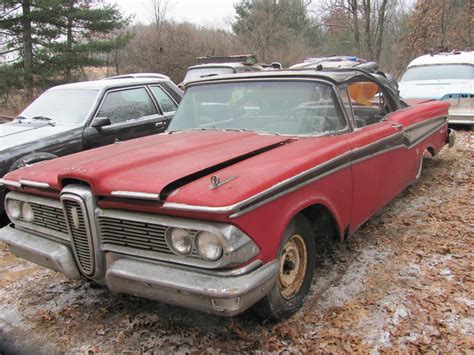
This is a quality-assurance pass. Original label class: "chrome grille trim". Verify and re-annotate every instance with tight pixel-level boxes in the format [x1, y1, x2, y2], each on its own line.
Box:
[4, 191, 69, 241]
[26, 203, 68, 233]
[62, 196, 95, 276]
[99, 216, 199, 257]
[96, 208, 259, 269]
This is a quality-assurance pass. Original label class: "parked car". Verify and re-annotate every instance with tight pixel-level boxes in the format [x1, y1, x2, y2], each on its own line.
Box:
[291, 55, 399, 93]
[290, 55, 376, 70]
[106, 72, 171, 81]
[179, 54, 265, 88]
[399, 50, 473, 125]
[0, 68, 454, 320]
[0, 77, 182, 216]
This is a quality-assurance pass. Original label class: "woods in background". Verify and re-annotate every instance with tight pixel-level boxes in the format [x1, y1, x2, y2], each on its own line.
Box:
[0, 0, 472, 106]
[0, 0, 130, 101]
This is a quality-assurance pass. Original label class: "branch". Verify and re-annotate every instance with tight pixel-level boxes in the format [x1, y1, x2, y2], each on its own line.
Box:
[0, 46, 19, 55]
[0, 4, 21, 20]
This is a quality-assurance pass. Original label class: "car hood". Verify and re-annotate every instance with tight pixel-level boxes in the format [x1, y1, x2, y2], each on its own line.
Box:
[0, 120, 81, 151]
[399, 79, 473, 100]
[4, 131, 350, 208]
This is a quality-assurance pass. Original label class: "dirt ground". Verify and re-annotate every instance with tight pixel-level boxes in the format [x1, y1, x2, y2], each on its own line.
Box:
[0, 130, 473, 353]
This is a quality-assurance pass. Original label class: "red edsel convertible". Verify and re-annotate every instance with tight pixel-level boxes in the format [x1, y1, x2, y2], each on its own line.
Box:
[0, 69, 455, 319]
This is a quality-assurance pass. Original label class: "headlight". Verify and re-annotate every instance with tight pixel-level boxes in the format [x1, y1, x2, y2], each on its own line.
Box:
[6, 199, 21, 220]
[195, 231, 223, 261]
[21, 202, 35, 222]
[167, 228, 193, 255]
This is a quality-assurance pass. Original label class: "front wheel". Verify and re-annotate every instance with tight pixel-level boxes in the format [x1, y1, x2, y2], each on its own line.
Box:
[254, 214, 315, 320]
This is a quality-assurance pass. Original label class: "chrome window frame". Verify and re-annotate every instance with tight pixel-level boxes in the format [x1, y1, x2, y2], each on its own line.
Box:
[181, 77, 353, 137]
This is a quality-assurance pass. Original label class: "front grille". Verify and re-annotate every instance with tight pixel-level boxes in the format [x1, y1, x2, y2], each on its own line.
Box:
[98, 216, 198, 257]
[63, 199, 95, 275]
[21, 203, 68, 234]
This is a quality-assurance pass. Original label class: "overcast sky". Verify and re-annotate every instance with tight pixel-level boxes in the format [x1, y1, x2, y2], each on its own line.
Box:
[115, 0, 238, 27]
[115, 0, 416, 28]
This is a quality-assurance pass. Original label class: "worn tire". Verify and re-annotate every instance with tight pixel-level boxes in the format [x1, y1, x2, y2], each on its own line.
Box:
[8, 152, 57, 172]
[253, 214, 315, 320]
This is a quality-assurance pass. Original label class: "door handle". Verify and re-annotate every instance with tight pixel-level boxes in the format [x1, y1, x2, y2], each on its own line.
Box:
[155, 121, 166, 128]
[391, 123, 403, 130]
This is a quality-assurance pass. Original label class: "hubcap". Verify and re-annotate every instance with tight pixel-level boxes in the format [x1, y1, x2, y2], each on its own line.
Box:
[278, 234, 307, 299]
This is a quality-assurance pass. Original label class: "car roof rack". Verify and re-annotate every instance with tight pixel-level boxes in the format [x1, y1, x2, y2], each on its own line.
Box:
[196, 54, 257, 65]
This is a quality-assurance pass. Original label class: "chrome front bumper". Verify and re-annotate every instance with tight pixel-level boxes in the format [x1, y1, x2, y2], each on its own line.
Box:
[448, 114, 474, 125]
[0, 224, 278, 316]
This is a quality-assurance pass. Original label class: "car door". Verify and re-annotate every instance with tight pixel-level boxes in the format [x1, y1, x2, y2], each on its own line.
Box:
[339, 80, 412, 230]
[148, 84, 179, 130]
[83, 86, 166, 149]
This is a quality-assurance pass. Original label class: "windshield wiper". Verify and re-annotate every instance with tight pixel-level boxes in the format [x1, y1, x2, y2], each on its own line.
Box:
[32, 116, 56, 125]
[16, 115, 27, 121]
[32, 115, 54, 121]
[222, 128, 281, 135]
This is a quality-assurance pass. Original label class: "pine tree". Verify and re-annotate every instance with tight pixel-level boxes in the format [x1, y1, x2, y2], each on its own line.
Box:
[45, 0, 131, 82]
[0, 0, 57, 99]
[0, 0, 131, 99]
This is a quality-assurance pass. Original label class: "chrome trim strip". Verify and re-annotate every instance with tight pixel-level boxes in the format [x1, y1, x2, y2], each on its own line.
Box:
[110, 191, 160, 200]
[61, 185, 103, 279]
[19, 179, 50, 189]
[163, 151, 352, 215]
[0, 179, 21, 188]
[61, 193, 95, 276]
[163, 115, 448, 217]
[230, 161, 352, 218]
[407, 119, 447, 148]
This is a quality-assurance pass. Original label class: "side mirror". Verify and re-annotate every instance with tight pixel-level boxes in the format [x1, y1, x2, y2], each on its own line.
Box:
[90, 116, 111, 128]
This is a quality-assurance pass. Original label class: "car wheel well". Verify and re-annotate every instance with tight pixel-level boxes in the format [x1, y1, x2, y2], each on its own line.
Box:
[8, 152, 57, 172]
[298, 204, 341, 245]
[426, 146, 436, 157]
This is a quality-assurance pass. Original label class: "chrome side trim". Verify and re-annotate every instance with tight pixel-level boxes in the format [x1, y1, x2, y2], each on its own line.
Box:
[18, 180, 50, 189]
[110, 191, 160, 200]
[404, 116, 447, 148]
[163, 151, 352, 216]
[0, 179, 21, 188]
[163, 115, 448, 218]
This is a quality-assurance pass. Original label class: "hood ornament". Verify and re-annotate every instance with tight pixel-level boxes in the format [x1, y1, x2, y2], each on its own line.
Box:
[209, 175, 238, 190]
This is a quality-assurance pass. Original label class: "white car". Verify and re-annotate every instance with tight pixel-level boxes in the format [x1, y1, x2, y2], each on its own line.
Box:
[399, 51, 473, 125]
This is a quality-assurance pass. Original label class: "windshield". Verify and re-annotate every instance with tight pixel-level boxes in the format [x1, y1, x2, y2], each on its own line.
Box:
[401, 64, 474, 81]
[20, 89, 99, 124]
[183, 67, 235, 82]
[168, 80, 348, 135]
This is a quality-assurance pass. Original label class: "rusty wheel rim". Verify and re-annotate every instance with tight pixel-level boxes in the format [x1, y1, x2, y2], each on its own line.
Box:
[278, 234, 307, 299]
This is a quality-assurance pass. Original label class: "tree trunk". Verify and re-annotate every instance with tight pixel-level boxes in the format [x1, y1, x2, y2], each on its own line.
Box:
[374, 0, 388, 62]
[348, 0, 361, 55]
[66, 14, 73, 82]
[362, 0, 373, 59]
[21, 0, 33, 100]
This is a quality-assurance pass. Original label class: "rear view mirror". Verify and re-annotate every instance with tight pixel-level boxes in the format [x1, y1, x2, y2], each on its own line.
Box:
[91, 116, 111, 128]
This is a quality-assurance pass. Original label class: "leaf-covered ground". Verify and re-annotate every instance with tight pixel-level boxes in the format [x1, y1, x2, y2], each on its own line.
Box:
[1, 130, 472, 353]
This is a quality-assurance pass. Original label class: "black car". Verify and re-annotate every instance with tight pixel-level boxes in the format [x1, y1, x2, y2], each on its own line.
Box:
[0, 77, 182, 215]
